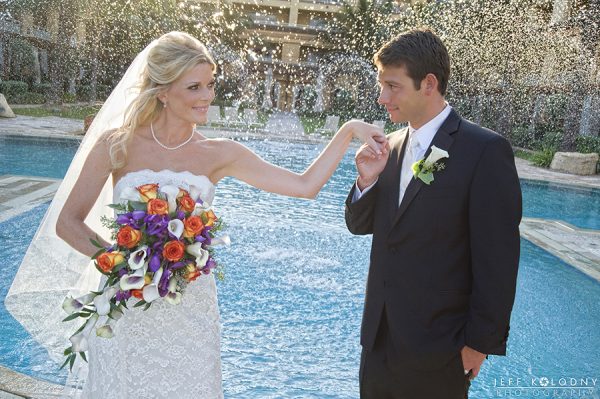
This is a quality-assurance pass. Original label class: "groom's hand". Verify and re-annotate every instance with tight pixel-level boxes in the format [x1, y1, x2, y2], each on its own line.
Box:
[355, 142, 389, 190]
[461, 345, 487, 380]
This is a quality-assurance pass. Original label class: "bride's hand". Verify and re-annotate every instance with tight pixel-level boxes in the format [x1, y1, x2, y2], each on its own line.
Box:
[344, 120, 388, 157]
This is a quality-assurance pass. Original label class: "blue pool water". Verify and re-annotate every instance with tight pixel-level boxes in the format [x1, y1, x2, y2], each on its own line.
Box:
[1, 136, 599, 398]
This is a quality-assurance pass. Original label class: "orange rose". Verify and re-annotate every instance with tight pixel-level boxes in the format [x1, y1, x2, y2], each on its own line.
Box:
[96, 251, 125, 273]
[131, 289, 143, 299]
[183, 216, 204, 238]
[116, 226, 142, 249]
[162, 240, 185, 262]
[148, 198, 169, 215]
[178, 195, 196, 213]
[137, 183, 159, 202]
[184, 263, 201, 282]
[202, 209, 217, 227]
[178, 188, 189, 198]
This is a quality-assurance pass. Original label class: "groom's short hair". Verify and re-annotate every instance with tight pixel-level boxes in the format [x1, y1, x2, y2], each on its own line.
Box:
[374, 28, 450, 95]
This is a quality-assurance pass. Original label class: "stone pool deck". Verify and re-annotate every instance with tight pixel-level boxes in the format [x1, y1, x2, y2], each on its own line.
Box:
[1, 115, 599, 397]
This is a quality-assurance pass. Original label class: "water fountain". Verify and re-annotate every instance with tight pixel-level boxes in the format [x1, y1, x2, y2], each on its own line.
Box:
[261, 67, 273, 110]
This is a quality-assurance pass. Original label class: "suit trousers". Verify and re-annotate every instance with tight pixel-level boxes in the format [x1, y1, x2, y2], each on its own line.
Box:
[359, 312, 470, 399]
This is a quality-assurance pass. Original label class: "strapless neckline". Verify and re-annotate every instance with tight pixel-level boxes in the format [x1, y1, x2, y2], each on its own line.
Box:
[114, 169, 215, 189]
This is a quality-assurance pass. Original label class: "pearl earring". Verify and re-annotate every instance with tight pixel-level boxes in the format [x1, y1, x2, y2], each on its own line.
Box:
[163, 102, 167, 108]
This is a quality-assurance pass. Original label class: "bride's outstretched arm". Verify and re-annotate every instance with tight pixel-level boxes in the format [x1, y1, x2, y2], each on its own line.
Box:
[56, 138, 113, 257]
[217, 120, 387, 199]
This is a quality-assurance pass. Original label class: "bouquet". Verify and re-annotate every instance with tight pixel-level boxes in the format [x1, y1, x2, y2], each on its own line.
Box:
[61, 183, 227, 369]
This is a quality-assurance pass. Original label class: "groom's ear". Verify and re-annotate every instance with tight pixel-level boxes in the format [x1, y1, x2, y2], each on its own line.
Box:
[422, 73, 439, 96]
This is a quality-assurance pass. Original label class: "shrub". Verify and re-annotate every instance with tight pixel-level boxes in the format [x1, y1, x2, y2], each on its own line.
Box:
[7, 38, 36, 83]
[298, 86, 317, 114]
[97, 84, 112, 100]
[31, 83, 52, 97]
[509, 125, 535, 149]
[12, 92, 46, 104]
[0, 80, 29, 100]
[575, 135, 600, 155]
[62, 92, 77, 103]
[76, 85, 93, 102]
[330, 88, 355, 119]
[532, 148, 555, 168]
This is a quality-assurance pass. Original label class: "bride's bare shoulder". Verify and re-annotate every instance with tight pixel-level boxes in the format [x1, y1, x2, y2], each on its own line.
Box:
[200, 137, 245, 152]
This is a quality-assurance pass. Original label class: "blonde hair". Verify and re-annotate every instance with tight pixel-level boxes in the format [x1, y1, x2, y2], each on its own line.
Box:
[108, 31, 216, 169]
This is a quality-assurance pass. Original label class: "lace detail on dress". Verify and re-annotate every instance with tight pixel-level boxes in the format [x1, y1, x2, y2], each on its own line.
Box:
[113, 169, 215, 205]
[81, 170, 223, 399]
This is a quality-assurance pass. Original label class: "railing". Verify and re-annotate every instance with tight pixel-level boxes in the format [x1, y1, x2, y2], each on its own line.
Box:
[299, 0, 345, 5]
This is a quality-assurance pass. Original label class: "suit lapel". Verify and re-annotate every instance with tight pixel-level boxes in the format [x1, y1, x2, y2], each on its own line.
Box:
[390, 110, 461, 229]
[379, 128, 408, 228]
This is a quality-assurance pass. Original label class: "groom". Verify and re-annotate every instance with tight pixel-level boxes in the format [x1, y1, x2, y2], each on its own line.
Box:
[345, 29, 522, 398]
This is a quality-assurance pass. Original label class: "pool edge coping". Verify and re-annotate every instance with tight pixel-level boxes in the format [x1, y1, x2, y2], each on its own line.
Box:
[0, 364, 64, 398]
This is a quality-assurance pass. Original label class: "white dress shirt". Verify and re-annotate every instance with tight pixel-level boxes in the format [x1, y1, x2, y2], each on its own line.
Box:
[353, 104, 452, 204]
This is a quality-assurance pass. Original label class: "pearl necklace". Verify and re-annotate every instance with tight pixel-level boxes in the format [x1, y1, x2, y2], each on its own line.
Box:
[150, 123, 195, 150]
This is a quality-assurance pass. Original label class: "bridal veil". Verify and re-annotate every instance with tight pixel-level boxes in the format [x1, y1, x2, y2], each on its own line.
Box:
[5, 40, 158, 383]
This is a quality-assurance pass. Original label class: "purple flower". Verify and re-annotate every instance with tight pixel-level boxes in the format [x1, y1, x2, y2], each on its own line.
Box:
[176, 211, 185, 220]
[116, 211, 147, 229]
[132, 210, 146, 220]
[148, 254, 161, 273]
[205, 258, 216, 271]
[158, 269, 172, 297]
[115, 290, 132, 302]
[145, 214, 169, 235]
[116, 213, 132, 225]
[117, 268, 128, 277]
[171, 261, 187, 270]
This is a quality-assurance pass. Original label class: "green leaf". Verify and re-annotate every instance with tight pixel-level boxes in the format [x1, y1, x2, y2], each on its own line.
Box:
[89, 237, 103, 248]
[143, 303, 152, 311]
[64, 346, 73, 356]
[133, 300, 147, 308]
[129, 201, 148, 211]
[69, 353, 76, 370]
[80, 351, 88, 363]
[62, 313, 84, 322]
[91, 248, 106, 260]
[60, 355, 71, 370]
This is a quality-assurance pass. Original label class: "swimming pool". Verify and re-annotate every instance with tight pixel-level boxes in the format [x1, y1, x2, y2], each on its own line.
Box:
[1, 136, 599, 398]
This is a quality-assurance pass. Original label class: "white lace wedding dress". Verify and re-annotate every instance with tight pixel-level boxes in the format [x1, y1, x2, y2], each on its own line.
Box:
[81, 169, 223, 399]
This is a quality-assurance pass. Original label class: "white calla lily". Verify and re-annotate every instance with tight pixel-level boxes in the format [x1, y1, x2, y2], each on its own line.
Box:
[96, 324, 114, 338]
[119, 186, 141, 202]
[164, 276, 182, 305]
[168, 219, 184, 239]
[69, 313, 98, 353]
[62, 292, 97, 314]
[423, 145, 449, 168]
[160, 185, 180, 213]
[186, 242, 209, 267]
[167, 277, 178, 293]
[164, 291, 182, 305]
[128, 245, 149, 270]
[93, 286, 118, 316]
[142, 267, 164, 303]
[210, 235, 231, 247]
[119, 265, 147, 291]
[189, 185, 206, 203]
[191, 202, 211, 216]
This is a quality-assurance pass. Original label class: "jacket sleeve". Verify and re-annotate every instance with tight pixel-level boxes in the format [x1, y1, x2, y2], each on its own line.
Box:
[464, 136, 522, 355]
[344, 181, 378, 235]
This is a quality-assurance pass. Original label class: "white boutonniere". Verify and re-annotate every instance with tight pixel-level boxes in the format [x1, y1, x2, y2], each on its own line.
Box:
[411, 145, 449, 185]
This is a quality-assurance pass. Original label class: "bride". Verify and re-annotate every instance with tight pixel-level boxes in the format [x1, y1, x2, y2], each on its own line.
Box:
[7, 31, 386, 398]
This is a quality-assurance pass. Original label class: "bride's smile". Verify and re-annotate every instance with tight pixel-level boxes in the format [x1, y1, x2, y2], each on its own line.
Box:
[158, 63, 215, 126]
